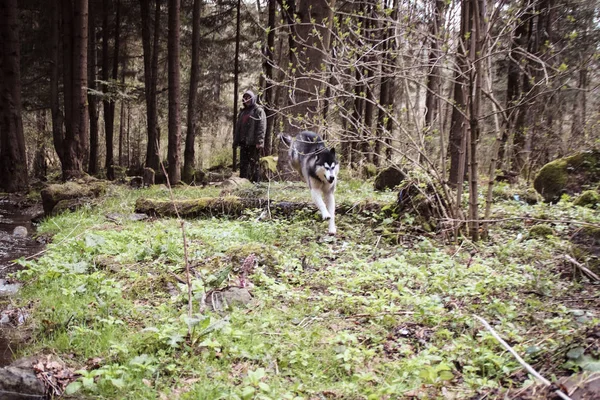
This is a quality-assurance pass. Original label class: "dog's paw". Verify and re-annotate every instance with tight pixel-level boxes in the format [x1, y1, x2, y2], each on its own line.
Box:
[321, 211, 331, 220]
[328, 227, 337, 235]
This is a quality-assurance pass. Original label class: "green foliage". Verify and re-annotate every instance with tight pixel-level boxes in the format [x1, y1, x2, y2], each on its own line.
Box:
[11, 182, 599, 399]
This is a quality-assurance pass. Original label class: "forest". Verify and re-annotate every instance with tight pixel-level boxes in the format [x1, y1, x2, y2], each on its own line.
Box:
[0, 0, 599, 399]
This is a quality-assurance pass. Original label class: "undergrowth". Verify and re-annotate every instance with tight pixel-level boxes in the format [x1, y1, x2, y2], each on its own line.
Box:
[9, 180, 600, 399]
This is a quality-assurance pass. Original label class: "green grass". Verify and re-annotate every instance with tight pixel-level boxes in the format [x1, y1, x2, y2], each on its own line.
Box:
[10, 179, 600, 399]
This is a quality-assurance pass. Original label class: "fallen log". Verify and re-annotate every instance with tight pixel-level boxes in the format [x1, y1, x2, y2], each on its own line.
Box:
[134, 196, 386, 219]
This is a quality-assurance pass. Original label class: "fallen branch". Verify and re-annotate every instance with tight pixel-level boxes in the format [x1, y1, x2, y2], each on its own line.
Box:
[564, 255, 600, 282]
[441, 217, 600, 229]
[473, 315, 573, 400]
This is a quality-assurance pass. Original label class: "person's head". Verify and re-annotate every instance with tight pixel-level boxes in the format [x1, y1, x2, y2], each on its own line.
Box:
[242, 90, 256, 108]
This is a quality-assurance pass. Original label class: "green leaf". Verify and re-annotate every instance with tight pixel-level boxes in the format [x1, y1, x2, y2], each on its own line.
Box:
[567, 347, 585, 359]
[65, 381, 83, 395]
[438, 370, 454, 381]
[260, 155, 278, 173]
[258, 382, 271, 392]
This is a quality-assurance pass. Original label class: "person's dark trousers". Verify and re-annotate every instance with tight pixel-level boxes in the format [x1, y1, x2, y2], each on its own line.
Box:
[239, 145, 260, 182]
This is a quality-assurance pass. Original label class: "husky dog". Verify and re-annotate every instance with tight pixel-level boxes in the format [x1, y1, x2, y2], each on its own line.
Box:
[281, 131, 340, 235]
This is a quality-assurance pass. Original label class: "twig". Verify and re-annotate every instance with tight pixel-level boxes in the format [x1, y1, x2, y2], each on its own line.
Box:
[341, 311, 415, 319]
[473, 315, 573, 400]
[159, 160, 194, 336]
[564, 255, 600, 282]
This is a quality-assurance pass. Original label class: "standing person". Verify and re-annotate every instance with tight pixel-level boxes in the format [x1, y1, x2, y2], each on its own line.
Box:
[233, 90, 266, 182]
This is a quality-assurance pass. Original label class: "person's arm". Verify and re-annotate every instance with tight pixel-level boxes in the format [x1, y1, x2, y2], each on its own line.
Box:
[255, 107, 267, 148]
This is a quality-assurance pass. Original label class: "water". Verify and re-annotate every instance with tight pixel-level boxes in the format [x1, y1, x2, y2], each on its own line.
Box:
[0, 195, 44, 367]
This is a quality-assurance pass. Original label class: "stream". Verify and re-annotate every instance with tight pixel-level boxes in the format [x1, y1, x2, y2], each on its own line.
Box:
[0, 195, 45, 367]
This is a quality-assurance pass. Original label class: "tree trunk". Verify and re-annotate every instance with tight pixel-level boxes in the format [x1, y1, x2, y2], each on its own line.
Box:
[51, 0, 65, 166]
[0, 0, 29, 192]
[61, 0, 89, 180]
[167, 0, 181, 184]
[140, 0, 160, 171]
[262, 0, 276, 155]
[447, 0, 470, 187]
[183, 0, 202, 182]
[88, 2, 99, 175]
[102, 0, 116, 180]
[232, 0, 241, 172]
[423, 0, 445, 163]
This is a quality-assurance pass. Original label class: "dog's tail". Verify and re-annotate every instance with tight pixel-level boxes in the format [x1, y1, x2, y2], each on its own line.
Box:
[278, 133, 292, 148]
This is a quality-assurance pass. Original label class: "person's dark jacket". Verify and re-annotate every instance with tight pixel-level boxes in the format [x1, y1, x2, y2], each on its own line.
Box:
[233, 90, 266, 147]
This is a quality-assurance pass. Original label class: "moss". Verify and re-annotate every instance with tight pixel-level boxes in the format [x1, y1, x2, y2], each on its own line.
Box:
[533, 159, 568, 202]
[225, 243, 281, 276]
[362, 163, 377, 178]
[534, 150, 600, 202]
[41, 181, 107, 214]
[522, 188, 543, 205]
[528, 224, 554, 238]
[573, 190, 600, 208]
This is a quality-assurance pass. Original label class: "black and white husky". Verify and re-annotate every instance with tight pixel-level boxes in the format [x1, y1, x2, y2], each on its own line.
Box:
[281, 131, 340, 235]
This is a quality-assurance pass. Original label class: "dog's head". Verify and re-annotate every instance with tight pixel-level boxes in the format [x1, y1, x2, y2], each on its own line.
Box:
[315, 148, 339, 184]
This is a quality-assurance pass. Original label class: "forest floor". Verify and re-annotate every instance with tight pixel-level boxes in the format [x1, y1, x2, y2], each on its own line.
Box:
[1, 176, 599, 399]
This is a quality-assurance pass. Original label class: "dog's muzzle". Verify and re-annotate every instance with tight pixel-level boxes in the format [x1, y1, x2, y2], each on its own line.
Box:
[328, 176, 335, 183]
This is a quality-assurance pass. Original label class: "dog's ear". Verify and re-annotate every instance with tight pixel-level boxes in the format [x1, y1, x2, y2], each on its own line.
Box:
[330, 147, 336, 156]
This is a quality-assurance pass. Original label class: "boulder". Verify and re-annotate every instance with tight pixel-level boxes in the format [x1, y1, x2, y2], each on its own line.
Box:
[0, 358, 45, 400]
[533, 150, 600, 203]
[374, 167, 405, 191]
[40, 181, 106, 215]
[574, 190, 600, 208]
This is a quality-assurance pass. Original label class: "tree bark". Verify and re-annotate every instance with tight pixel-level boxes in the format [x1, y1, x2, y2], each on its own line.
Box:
[51, 0, 65, 167]
[61, 0, 89, 180]
[167, 0, 181, 184]
[140, 0, 160, 171]
[88, 2, 99, 175]
[183, 0, 202, 182]
[0, 0, 29, 192]
[447, 0, 469, 186]
[102, 0, 116, 180]
[262, 0, 276, 155]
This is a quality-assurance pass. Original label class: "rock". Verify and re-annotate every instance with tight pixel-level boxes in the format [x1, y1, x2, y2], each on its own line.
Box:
[533, 150, 600, 203]
[528, 224, 554, 238]
[206, 287, 253, 312]
[362, 163, 377, 178]
[219, 177, 252, 189]
[207, 167, 233, 182]
[129, 176, 143, 189]
[574, 190, 600, 208]
[0, 360, 45, 400]
[12, 226, 27, 238]
[570, 226, 600, 275]
[0, 279, 22, 297]
[521, 188, 543, 205]
[374, 167, 405, 191]
[40, 181, 107, 215]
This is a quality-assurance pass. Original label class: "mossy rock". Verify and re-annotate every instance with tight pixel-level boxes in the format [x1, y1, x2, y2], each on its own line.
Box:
[226, 243, 281, 277]
[533, 150, 600, 203]
[374, 167, 406, 191]
[40, 181, 107, 215]
[362, 163, 377, 179]
[573, 190, 600, 208]
[522, 188, 543, 205]
[570, 226, 600, 275]
[528, 224, 554, 238]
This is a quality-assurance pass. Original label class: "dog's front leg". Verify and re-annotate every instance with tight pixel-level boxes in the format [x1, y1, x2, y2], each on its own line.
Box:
[310, 188, 331, 220]
[324, 190, 336, 235]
